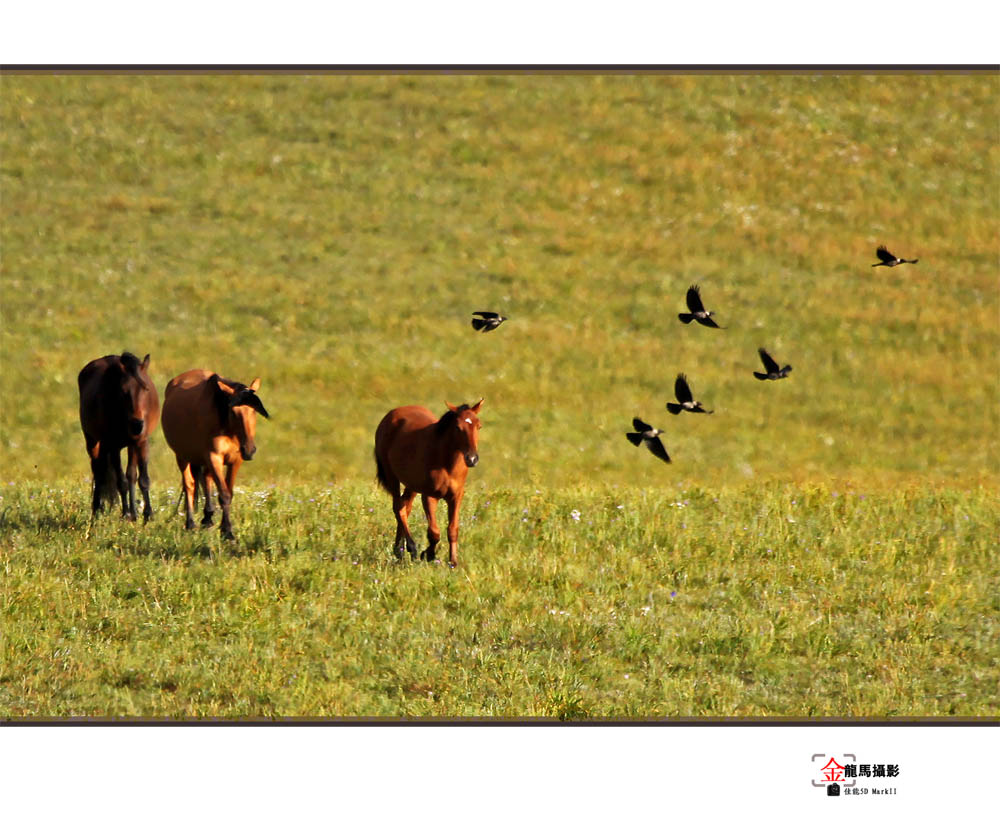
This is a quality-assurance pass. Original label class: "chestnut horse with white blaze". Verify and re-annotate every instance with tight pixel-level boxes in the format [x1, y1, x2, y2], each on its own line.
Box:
[78, 352, 160, 521]
[374, 399, 484, 566]
[161, 369, 269, 541]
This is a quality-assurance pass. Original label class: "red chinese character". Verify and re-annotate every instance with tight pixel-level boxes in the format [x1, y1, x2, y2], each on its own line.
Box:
[822, 757, 845, 782]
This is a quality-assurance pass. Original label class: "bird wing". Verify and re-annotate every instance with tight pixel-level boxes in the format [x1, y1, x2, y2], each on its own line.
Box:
[625, 432, 643, 446]
[674, 373, 693, 404]
[698, 316, 722, 329]
[473, 311, 501, 319]
[875, 245, 896, 264]
[758, 348, 780, 373]
[632, 417, 653, 432]
[646, 436, 671, 463]
[471, 318, 487, 330]
[685, 284, 705, 313]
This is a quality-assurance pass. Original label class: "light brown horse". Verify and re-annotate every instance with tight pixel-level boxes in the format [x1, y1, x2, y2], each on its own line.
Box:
[78, 352, 160, 521]
[374, 399, 483, 566]
[161, 369, 269, 541]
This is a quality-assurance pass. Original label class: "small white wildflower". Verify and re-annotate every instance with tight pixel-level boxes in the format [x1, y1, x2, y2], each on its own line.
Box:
[570, 509, 581, 521]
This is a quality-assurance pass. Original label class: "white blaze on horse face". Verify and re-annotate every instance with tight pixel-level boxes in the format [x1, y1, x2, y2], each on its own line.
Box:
[465, 418, 472, 424]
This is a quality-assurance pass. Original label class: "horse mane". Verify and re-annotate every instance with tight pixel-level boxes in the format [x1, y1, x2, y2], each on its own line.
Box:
[435, 405, 471, 435]
[211, 375, 269, 425]
[119, 351, 143, 377]
[211, 375, 245, 428]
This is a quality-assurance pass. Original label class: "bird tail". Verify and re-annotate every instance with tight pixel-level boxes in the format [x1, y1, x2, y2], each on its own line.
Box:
[871, 262, 887, 267]
[625, 432, 643, 446]
[905, 258, 919, 264]
[782, 366, 793, 376]
[666, 403, 683, 415]
[678, 313, 694, 324]
[753, 372, 768, 380]
[471, 318, 487, 331]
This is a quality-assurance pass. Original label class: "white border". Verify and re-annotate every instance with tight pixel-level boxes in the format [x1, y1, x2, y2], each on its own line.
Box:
[1, 2, 998, 65]
[1, 725, 995, 819]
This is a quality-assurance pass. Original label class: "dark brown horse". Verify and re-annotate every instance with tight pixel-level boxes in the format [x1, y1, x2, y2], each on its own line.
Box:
[374, 400, 484, 567]
[78, 352, 160, 521]
[161, 369, 269, 541]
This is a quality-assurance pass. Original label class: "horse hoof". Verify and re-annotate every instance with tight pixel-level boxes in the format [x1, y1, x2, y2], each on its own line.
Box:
[184, 520, 196, 531]
[222, 531, 236, 542]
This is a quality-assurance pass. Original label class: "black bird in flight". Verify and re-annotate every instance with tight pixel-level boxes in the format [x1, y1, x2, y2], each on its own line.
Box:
[626, 417, 671, 464]
[667, 373, 714, 415]
[872, 245, 918, 267]
[678, 284, 723, 328]
[754, 348, 792, 381]
[471, 311, 508, 332]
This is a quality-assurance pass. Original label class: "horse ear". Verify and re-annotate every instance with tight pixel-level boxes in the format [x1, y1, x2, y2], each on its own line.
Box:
[471, 398, 484, 413]
[445, 402, 458, 412]
[216, 380, 236, 397]
[249, 377, 261, 392]
[141, 354, 151, 370]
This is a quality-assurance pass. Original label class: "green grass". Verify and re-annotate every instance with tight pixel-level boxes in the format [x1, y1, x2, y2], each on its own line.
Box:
[1, 74, 997, 488]
[1, 73, 998, 716]
[2, 481, 997, 717]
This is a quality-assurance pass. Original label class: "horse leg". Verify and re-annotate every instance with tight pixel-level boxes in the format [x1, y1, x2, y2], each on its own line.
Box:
[125, 445, 139, 522]
[444, 489, 464, 567]
[224, 463, 240, 534]
[207, 454, 236, 541]
[87, 440, 104, 516]
[199, 467, 216, 527]
[110, 449, 130, 520]
[179, 461, 198, 530]
[420, 495, 441, 562]
[137, 441, 153, 522]
[381, 474, 406, 558]
[393, 488, 418, 560]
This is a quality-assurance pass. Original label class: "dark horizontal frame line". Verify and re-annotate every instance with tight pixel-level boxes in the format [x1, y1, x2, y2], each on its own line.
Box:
[2, 64, 998, 74]
[4, 718, 999, 727]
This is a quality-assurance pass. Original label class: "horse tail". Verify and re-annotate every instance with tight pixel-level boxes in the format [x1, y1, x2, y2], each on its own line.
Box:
[94, 450, 117, 507]
[374, 450, 395, 495]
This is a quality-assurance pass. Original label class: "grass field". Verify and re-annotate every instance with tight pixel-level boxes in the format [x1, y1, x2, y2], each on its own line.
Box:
[3, 481, 997, 717]
[1, 73, 998, 717]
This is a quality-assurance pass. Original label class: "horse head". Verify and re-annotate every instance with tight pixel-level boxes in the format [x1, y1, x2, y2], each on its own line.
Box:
[446, 398, 483, 468]
[119, 352, 155, 439]
[217, 376, 269, 461]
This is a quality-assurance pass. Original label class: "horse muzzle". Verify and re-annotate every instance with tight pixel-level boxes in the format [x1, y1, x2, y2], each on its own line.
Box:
[240, 444, 256, 461]
[128, 418, 145, 438]
[464, 452, 479, 468]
